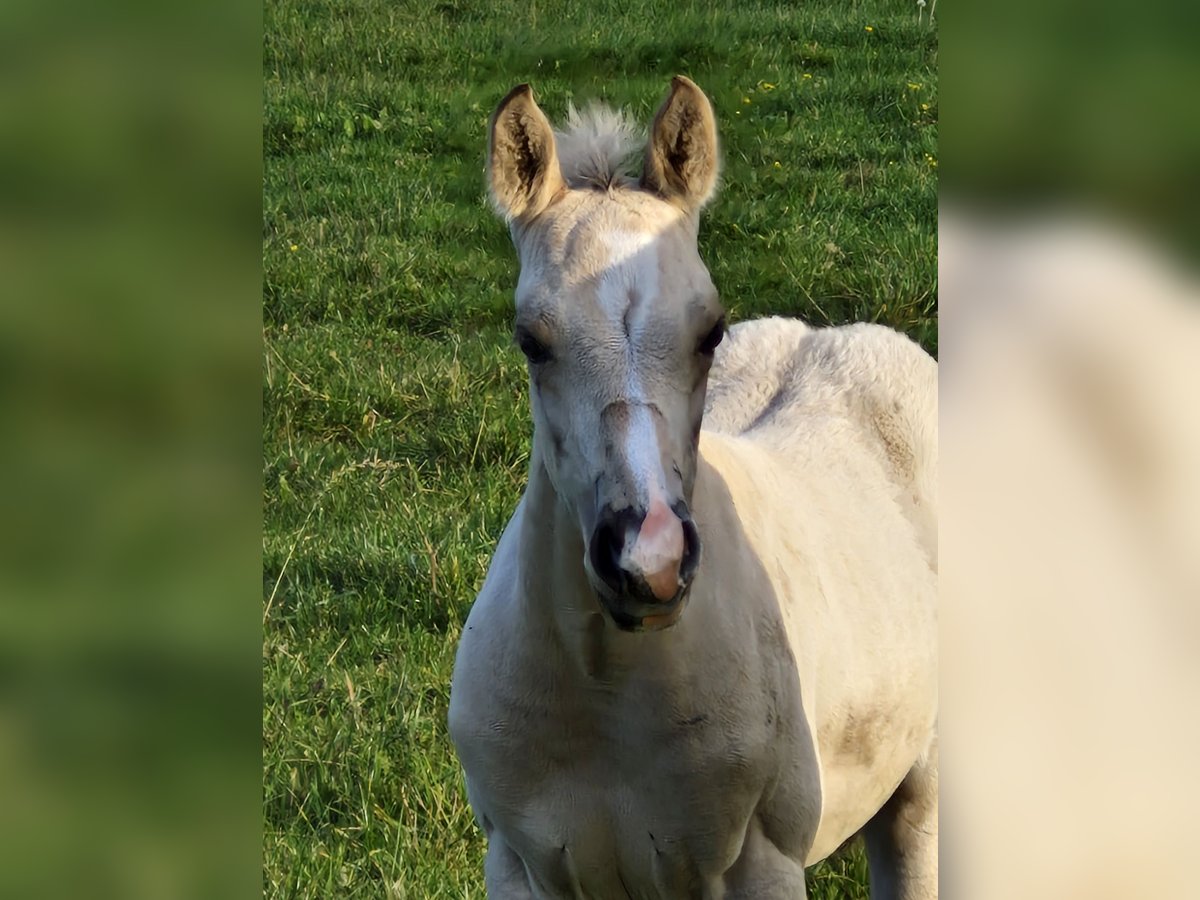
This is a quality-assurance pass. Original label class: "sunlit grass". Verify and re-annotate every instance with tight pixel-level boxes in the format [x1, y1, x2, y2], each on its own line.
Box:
[263, 0, 936, 895]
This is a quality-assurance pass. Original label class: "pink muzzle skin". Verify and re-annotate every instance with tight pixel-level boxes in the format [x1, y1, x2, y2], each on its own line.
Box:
[623, 495, 685, 602]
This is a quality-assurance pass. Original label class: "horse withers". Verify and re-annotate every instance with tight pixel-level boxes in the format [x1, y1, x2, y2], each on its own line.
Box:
[449, 77, 938, 899]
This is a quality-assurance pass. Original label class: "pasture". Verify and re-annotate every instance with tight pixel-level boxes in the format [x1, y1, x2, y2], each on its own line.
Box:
[262, 0, 937, 896]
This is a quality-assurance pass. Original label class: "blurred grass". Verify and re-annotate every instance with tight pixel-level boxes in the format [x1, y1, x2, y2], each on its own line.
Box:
[262, 0, 936, 896]
[942, 0, 1200, 254]
[0, 0, 262, 897]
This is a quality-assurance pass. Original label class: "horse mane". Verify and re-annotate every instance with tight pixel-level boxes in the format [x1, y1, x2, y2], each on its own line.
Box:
[554, 103, 643, 191]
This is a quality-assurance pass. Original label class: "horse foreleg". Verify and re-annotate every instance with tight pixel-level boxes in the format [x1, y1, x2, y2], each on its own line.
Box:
[721, 819, 810, 899]
[863, 733, 938, 900]
[483, 836, 538, 899]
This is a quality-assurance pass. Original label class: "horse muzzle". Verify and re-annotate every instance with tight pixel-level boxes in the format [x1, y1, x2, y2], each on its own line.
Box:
[586, 499, 701, 631]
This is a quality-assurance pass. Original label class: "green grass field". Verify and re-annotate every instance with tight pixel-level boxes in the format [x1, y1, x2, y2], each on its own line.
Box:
[263, 0, 936, 895]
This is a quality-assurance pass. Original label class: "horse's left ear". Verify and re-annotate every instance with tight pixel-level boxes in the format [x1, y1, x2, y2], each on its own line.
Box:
[641, 76, 719, 214]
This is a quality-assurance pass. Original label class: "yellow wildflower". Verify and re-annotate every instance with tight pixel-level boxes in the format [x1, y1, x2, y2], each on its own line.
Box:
[865, 25, 874, 32]
[907, 82, 922, 90]
[774, 161, 781, 169]
[289, 244, 299, 252]
[920, 102, 930, 111]
[802, 73, 813, 80]
[742, 96, 751, 105]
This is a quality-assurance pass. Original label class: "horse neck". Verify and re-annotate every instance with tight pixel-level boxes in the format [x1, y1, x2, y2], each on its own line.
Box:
[517, 448, 590, 611]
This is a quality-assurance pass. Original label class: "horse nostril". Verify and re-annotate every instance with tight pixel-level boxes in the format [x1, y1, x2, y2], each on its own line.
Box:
[679, 516, 702, 584]
[588, 519, 625, 593]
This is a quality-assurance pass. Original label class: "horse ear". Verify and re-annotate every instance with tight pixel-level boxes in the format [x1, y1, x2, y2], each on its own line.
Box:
[487, 84, 567, 223]
[641, 76, 719, 214]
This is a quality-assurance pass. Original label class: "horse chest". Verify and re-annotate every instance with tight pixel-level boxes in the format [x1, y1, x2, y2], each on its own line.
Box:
[468, 690, 779, 897]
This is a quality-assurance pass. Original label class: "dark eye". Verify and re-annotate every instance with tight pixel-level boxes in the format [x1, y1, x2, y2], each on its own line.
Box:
[697, 316, 726, 356]
[517, 331, 552, 365]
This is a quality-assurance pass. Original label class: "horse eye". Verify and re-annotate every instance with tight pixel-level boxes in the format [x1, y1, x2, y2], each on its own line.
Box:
[697, 317, 726, 356]
[517, 332, 552, 365]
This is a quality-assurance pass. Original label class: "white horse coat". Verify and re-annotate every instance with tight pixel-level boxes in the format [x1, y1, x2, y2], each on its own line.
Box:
[449, 79, 938, 900]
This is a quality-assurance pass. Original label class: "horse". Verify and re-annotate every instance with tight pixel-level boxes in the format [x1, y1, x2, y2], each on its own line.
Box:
[448, 77, 938, 899]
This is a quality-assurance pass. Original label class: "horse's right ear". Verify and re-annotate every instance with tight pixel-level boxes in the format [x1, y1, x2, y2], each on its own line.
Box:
[487, 84, 567, 223]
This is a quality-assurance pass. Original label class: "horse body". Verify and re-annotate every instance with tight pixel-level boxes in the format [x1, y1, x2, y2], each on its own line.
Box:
[449, 78, 937, 898]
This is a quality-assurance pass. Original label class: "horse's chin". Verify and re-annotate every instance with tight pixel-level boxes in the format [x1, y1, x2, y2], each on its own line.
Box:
[633, 598, 688, 631]
[592, 585, 690, 633]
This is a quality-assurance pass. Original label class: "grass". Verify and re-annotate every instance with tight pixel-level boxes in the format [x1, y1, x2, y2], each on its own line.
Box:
[262, 0, 936, 896]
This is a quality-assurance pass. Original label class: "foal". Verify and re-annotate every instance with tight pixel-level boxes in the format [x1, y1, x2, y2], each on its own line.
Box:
[450, 77, 938, 899]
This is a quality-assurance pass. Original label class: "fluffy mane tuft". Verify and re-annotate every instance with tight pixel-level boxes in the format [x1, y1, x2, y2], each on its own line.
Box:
[553, 103, 643, 190]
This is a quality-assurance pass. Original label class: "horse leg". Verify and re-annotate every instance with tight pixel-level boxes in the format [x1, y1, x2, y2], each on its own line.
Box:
[862, 733, 938, 900]
[483, 836, 537, 898]
[722, 819, 809, 899]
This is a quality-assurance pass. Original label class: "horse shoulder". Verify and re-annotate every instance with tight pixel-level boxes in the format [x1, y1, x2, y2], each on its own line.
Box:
[697, 457, 933, 867]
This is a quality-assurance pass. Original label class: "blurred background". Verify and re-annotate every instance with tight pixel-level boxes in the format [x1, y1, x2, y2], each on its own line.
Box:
[943, 0, 1200, 896]
[0, 0, 261, 896]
